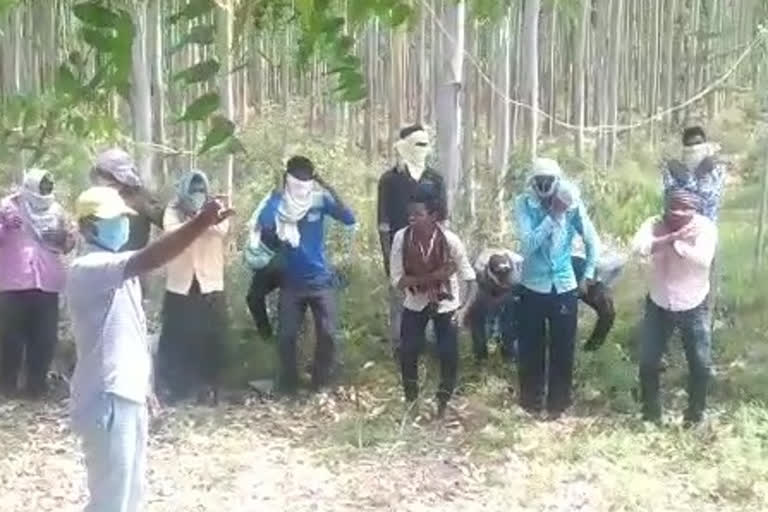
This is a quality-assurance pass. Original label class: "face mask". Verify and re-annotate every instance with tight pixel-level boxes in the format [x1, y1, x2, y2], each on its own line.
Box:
[395, 131, 431, 181]
[533, 175, 559, 198]
[92, 216, 130, 252]
[682, 143, 711, 172]
[189, 191, 206, 212]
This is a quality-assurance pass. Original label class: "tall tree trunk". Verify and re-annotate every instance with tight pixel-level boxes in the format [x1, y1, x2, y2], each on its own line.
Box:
[436, 0, 465, 213]
[149, 0, 167, 183]
[494, 9, 512, 232]
[218, 0, 235, 202]
[607, 0, 624, 168]
[462, 18, 477, 224]
[131, 0, 154, 185]
[521, 0, 540, 158]
[574, 0, 589, 157]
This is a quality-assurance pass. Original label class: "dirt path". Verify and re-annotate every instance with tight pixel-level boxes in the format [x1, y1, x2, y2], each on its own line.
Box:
[1, 395, 765, 512]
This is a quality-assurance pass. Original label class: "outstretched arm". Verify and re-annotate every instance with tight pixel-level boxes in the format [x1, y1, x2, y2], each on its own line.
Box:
[124, 200, 233, 279]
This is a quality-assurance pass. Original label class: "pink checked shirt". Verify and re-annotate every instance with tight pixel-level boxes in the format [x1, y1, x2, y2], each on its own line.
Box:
[632, 214, 717, 312]
[0, 195, 68, 293]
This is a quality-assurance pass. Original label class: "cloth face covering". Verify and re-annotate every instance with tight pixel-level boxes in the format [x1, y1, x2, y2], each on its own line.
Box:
[92, 216, 130, 252]
[682, 143, 712, 172]
[394, 130, 431, 181]
[175, 170, 210, 216]
[528, 158, 563, 199]
[277, 174, 316, 248]
[19, 168, 65, 250]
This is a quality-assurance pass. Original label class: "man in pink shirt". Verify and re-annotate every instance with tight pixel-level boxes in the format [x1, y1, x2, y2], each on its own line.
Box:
[632, 190, 717, 425]
[0, 169, 75, 397]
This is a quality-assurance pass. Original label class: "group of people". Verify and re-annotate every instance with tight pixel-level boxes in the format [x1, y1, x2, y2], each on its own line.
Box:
[0, 123, 724, 510]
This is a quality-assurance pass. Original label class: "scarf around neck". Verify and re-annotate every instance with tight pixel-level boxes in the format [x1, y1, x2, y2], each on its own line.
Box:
[394, 130, 431, 181]
[402, 225, 453, 303]
[18, 168, 65, 251]
[277, 174, 317, 248]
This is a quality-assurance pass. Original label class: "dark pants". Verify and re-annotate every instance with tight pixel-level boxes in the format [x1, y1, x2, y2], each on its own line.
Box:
[156, 282, 229, 401]
[277, 286, 338, 391]
[0, 289, 59, 395]
[400, 308, 458, 405]
[579, 282, 616, 349]
[469, 288, 520, 362]
[246, 262, 282, 337]
[517, 288, 579, 413]
[639, 297, 711, 422]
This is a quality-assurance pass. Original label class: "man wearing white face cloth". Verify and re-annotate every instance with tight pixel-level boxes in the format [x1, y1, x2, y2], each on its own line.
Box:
[661, 126, 726, 222]
[257, 156, 356, 392]
[0, 169, 76, 397]
[378, 125, 447, 356]
[157, 170, 231, 404]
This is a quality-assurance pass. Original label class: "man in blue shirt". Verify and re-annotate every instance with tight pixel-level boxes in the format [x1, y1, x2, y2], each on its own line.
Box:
[514, 158, 599, 418]
[661, 126, 725, 222]
[257, 156, 356, 392]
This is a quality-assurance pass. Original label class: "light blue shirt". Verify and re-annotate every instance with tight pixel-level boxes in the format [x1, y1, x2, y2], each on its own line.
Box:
[514, 193, 599, 294]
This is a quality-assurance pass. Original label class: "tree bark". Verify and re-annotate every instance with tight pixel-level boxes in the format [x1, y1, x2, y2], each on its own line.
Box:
[131, 0, 154, 185]
[521, 0, 540, 159]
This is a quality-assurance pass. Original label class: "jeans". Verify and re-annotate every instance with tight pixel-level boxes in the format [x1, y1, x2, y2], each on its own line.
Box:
[579, 282, 616, 349]
[517, 287, 579, 413]
[468, 288, 520, 362]
[246, 262, 282, 338]
[639, 297, 712, 422]
[388, 285, 404, 351]
[400, 308, 458, 405]
[0, 289, 59, 395]
[74, 393, 148, 512]
[277, 286, 339, 391]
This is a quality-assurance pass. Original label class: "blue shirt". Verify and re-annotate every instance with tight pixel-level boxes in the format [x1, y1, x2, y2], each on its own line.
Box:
[661, 158, 725, 221]
[258, 190, 355, 288]
[514, 193, 599, 294]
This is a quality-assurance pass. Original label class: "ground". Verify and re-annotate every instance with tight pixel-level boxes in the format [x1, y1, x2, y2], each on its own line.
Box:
[2, 375, 767, 512]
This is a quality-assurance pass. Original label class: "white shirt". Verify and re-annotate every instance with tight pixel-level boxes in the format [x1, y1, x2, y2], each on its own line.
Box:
[67, 249, 151, 424]
[632, 214, 717, 312]
[389, 227, 476, 313]
[164, 206, 229, 294]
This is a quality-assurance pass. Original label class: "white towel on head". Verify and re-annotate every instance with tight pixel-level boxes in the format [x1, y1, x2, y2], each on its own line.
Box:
[276, 174, 316, 248]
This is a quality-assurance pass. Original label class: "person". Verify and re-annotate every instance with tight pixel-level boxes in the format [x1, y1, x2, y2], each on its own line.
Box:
[390, 190, 476, 417]
[661, 126, 726, 221]
[514, 159, 599, 418]
[632, 190, 716, 426]
[378, 125, 447, 354]
[467, 249, 620, 364]
[256, 156, 355, 392]
[466, 249, 523, 363]
[571, 252, 620, 351]
[90, 148, 165, 250]
[67, 185, 232, 512]
[244, 194, 283, 339]
[156, 170, 230, 404]
[0, 169, 75, 397]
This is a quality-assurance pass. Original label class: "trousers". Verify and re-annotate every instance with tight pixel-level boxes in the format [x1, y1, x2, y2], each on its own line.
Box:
[400, 308, 458, 404]
[277, 286, 339, 391]
[0, 289, 59, 395]
[517, 287, 579, 413]
[75, 393, 148, 512]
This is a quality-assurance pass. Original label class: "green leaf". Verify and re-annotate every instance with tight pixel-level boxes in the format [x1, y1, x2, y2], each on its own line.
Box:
[178, 92, 220, 122]
[55, 64, 81, 97]
[224, 135, 246, 155]
[169, 0, 217, 25]
[73, 1, 121, 28]
[171, 24, 216, 53]
[173, 59, 221, 84]
[199, 115, 235, 154]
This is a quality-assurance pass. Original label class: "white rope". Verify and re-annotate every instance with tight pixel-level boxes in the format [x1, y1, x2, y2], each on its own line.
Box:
[419, 0, 765, 134]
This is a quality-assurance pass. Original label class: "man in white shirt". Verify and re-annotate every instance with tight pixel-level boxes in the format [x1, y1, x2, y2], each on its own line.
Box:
[390, 190, 476, 417]
[67, 186, 232, 512]
[632, 189, 717, 425]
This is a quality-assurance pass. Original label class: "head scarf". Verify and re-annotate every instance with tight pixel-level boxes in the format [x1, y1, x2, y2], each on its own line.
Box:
[18, 168, 65, 251]
[276, 174, 318, 248]
[394, 128, 431, 181]
[174, 169, 210, 216]
[665, 188, 701, 212]
[90, 148, 142, 188]
[528, 158, 563, 199]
